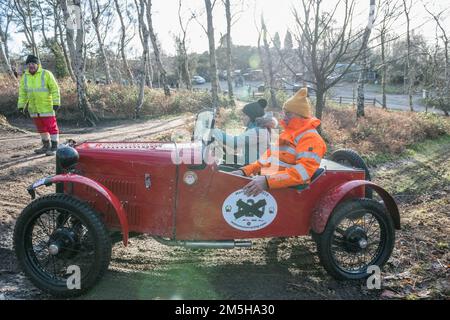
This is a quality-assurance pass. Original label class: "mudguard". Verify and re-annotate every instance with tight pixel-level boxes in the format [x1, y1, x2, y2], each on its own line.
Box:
[311, 180, 400, 234]
[27, 174, 129, 246]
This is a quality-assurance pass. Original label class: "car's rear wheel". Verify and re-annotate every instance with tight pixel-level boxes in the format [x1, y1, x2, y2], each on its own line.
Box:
[316, 199, 395, 280]
[14, 194, 111, 297]
[330, 149, 372, 198]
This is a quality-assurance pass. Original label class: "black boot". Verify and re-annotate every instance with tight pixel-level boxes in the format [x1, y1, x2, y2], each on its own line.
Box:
[34, 140, 50, 154]
[46, 140, 58, 156]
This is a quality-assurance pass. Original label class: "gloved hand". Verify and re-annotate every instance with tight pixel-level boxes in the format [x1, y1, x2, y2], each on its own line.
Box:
[18, 108, 28, 118]
[53, 105, 60, 112]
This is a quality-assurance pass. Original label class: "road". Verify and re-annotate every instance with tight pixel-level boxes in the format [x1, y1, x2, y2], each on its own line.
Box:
[193, 80, 442, 114]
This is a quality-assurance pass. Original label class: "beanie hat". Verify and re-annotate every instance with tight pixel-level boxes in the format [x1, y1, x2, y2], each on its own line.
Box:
[243, 99, 267, 121]
[25, 55, 39, 65]
[283, 88, 312, 118]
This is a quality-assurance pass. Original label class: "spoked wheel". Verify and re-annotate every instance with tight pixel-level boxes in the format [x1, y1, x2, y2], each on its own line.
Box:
[316, 199, 395, 280]
[14, 194, 111, 297]
[330, 149, 372, 198]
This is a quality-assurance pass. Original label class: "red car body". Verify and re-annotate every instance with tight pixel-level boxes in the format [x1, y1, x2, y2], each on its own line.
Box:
[47, 141, 399, 246]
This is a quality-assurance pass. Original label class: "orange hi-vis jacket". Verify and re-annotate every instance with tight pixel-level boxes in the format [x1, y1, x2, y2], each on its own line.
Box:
[241, 117, 327, 189]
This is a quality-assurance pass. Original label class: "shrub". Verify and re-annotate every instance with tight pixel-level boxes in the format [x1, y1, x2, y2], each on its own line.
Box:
[322, 105, 450, 160]
[0, 74, 222, 121]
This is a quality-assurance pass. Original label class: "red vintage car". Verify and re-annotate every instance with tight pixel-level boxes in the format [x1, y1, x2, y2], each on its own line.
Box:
[14, 110, 400, 297]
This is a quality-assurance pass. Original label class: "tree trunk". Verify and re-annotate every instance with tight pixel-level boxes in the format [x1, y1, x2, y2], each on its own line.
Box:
[315, 87, 325, 123]
[261, 17, 278, 109]
[177, 1, 192, 90]
[61, 0, 98, 126]
[381, 32, 387, 109]
[356, 47, 368, 117]
[257, 33, 269, 91]
[403, 0, 413, 111]
[146, 52, 153, 88]
[205, 0, 219, 108]
[114, 0, 134, 86]
[57, 22, 76, 80]
[135, 0, 149, 117]
[0, 17, 13, 77]
[146, 0, 170, 96]
[89, 0, 112, 84]
[0, 41, 16, 79]
[224, 0, 234, 102]
[356, 0, 376, 117]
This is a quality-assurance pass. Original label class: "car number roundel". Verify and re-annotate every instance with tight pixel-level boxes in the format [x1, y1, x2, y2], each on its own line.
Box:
[222, 189, 278, 231]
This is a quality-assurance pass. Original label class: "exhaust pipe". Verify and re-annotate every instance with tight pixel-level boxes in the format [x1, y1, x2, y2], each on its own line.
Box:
[153, 237, 252, 249]
[184, 241, 252, 249]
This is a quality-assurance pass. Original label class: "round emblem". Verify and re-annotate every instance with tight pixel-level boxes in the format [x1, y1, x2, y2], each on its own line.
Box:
[222, 189, 278, 231]
[183, 171, 198, 185]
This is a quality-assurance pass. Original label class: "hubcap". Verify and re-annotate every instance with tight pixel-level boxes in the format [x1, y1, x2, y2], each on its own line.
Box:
[358, 239, 368, 249]
[343, 225, 368, 253]
[48, 244, 59, 255]
[48, 228, 78, 258]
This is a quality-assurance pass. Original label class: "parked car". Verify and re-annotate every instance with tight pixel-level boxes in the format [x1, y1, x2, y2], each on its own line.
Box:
[192, 75, 206, 84]
[14, 109, 400, 297]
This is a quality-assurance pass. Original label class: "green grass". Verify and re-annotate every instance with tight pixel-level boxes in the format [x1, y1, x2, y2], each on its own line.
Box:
[372, 134, 450, 196]
[365, 134, 450, 167]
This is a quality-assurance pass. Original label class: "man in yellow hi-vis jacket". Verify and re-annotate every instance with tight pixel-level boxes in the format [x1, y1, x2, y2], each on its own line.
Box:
[18, 55, 61, 156]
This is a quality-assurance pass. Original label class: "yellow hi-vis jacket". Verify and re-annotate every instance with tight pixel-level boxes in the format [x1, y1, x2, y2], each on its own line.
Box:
[17, 65, 61, 117]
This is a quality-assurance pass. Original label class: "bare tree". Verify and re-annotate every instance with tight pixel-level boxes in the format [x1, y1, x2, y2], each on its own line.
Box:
[204, 0, 220, 108]
[402, 0, 414, 111]
[13, 0, 39, 57]
[60, 0, 98, 126]
[356, 0, 376, 117]
[114, 0, 134, 85]
[134, 0, 149, 117]
[0, 0, 15, 77]
[146, 0, 170, 96]
[424, 5, 449, 116]
[261, 16, 278, 108]
[292, 0, 372, 120]
[34, 1, 72, 78]
[176, 0, 193, 90]
[135, 1, 152, 88]
[224, 0, 233, 101]
[88, 0, 112, 84]
[376, 0, 401, 109]
[53, 1, 76, 80]
[256, 26, 269, 90]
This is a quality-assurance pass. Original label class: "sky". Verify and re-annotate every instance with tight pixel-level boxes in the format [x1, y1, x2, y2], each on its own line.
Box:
[7, 0, 450, 58]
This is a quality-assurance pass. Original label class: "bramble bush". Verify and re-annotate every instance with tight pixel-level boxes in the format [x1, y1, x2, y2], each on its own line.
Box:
[0, 74, 232, 121]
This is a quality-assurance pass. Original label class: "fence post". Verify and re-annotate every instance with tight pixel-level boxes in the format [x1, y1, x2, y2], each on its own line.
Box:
[373, 98, 376, 106]
[339, 97, 342, 105]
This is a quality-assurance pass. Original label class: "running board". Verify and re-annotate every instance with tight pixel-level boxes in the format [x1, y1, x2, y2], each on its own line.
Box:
[153, 237, 252, 249]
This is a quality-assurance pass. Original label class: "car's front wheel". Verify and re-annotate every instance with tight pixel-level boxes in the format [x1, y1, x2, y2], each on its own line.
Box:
[315, 199, 395, 280]
[14, 193, 111, 297]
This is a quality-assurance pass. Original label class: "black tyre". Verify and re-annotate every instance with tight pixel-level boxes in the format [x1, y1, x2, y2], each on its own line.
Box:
[316, 199, 395, 280]
[14, 194, 111, 297]
[330, 149, 372, 198]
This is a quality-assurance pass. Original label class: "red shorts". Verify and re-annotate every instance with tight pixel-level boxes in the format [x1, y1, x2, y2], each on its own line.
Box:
[32, 116, 59, 135]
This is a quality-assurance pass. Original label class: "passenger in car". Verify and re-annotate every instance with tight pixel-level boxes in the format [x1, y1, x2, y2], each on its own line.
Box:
[232, 88, 327, 196]
[212, 99, 277, 166]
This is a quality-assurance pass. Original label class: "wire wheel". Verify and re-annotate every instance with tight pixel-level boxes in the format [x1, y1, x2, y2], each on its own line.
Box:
[316, 199, 395, 280]
[14, 194, 111, 297]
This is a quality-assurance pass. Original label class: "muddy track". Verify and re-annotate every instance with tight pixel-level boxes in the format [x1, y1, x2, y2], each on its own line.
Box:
[0, 116, 191, 172]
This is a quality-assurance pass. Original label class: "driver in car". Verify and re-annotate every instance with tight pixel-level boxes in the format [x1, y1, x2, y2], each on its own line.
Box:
[232, 88, 327, 196]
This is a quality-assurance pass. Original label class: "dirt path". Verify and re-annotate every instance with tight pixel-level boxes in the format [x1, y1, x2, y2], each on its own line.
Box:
[0, 117, 448, 300]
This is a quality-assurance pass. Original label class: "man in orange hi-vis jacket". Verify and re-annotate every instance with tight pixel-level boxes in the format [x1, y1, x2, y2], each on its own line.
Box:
[232, 87, 327, 196]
